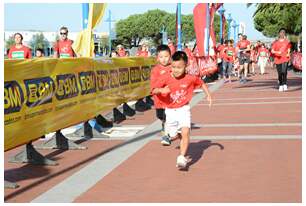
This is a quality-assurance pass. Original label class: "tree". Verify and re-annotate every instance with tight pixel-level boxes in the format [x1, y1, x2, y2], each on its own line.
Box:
[250, 3, 302, 38]
[5, 35, 15, 52]
[29, 33, 50, 51]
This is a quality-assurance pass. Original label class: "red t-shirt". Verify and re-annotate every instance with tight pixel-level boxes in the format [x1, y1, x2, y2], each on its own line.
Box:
[237, 40, 251, 56]
[257, 48, 269, 58]
[224, 46, 236, 63]
[217, 44, 226, 60]
[271, 39, 291, 64]
[150, 64, 171, 108]
[136, 50, 149, 57]
[159, 73, 203, 109]
[8, 45, 32, 59]
[54, 39, 75, 58]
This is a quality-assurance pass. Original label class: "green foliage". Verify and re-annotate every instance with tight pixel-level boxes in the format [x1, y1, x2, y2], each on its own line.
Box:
[115, 9, 224, 48]
[253, 3, 302, 37]
[5, 35, 15, 50]
[29, 33, 50, 50]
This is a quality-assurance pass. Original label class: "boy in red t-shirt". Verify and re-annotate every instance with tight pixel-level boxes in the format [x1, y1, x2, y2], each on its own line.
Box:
[271, 28, 292, 91]
[8, 33, 32, 59]
[152, 51, 212, 169]
[150, 45, 172, 145]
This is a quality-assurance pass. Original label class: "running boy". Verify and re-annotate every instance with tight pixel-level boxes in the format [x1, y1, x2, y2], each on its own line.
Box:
[150, 45, 172, 145]
[152, 51, 212, 169]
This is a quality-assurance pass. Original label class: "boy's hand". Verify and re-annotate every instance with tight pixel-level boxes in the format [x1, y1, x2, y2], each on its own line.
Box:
[160, 86, 171, 94]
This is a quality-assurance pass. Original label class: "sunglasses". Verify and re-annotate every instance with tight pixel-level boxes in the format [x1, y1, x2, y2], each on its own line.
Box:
[60, 32, 67, 35]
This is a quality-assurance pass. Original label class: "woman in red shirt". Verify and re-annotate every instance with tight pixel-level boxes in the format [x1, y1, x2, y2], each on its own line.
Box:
[271, 28, 291, 92]
[8, 33, 32, 59]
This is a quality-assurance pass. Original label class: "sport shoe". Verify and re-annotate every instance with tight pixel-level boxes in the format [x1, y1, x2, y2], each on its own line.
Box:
[161, 136, 171, 146]
[279, 85, 284, 92]
[176, 155, 188, 169]
[283, 84, 288, 91]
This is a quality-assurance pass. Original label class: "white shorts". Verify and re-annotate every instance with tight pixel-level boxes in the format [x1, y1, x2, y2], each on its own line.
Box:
[165, 105, 191, 138]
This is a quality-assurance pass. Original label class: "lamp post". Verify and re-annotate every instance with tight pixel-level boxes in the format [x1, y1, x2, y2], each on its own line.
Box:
[105, 10, 115, 56]
[232, 20, 239, 46]
[160, 25, 168, 45]
[227, 13, 233, 40]
[218, 6, 225, 43]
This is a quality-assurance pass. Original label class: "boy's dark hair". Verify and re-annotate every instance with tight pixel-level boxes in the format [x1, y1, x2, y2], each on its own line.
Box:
[238, 33, 243, 37]
[172, 51, 188, 64]
[36, 48, 44, 54]
[60, 26, 68, 32]
[156, 44, 171, 54]
[279, 28, 286, 33]
[224, 39, 229, 44]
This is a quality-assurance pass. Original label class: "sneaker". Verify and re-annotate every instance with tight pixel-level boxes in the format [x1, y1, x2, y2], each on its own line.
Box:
[176, 155, 188, 169]
[161, 136, 171, 146]
[279, 85, 284, 92]
[283, 84, 288, 91]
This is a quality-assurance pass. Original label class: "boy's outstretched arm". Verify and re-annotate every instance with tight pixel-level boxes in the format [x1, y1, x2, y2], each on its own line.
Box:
[201, 83, 212, 107]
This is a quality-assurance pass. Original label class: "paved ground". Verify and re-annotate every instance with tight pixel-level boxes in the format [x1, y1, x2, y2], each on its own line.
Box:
[4, 66, 302, 203]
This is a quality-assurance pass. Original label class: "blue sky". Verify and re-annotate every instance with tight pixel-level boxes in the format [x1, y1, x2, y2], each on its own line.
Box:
[4, 3, 267, 40]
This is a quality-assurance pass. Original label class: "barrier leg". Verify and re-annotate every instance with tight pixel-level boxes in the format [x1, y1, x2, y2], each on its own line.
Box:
[113, 108, 126, 123]
[9, 142, 58, 165]
[67, 121, 109, 139]
[135, 98, 150, 112]
[96, 115, 113, 128]
[145, 95, 154, 106]
[35, 130, 87, 150]
[123, 103, 136, 117]
[4, 180, 19, 189]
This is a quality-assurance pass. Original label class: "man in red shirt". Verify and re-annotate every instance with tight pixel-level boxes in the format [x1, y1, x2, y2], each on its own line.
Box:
[8, 33, 32, 59]
[152, 51, 212, 169]
[271, 28, 292, 91]
[236, 34, 251, 83]
[53, 26, 76, 58]
[216, 40, 227, 79]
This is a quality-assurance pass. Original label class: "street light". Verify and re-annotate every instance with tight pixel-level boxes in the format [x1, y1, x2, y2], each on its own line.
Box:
[218, 6, 225, 43]
[232, 20, 239, 46]
[227, 13, 233, 40]
[160, 25, 168, 45]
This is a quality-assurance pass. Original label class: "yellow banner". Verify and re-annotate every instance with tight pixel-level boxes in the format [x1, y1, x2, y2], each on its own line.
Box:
[4, 57, 156, 151]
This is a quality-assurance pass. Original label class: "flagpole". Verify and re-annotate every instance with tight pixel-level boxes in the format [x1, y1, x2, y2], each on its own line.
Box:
[82, 3, 89, 29]
[206, 3, 210, 56]
[177, 3, 182, 51]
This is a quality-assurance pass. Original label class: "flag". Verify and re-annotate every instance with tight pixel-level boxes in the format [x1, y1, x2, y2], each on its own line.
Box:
[193, 3, 216, 57]
[73, 3, 107, 57]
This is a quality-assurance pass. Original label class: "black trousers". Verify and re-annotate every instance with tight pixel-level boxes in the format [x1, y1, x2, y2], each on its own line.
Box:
[155, 108, 166, 121]
[276, 62, 288, 85]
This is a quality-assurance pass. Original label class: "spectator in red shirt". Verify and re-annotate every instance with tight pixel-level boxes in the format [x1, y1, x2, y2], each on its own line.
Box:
[150, 44, 172, 145]
[271, 28, 292, 92]
[223, 39, 236, 83]
[136, 43, 151, 57]
[53, 26, 76, 58]
[8, 33, 32, 59]
[152, 51, 212, 169]
[257, 43, 269, 75]
[116, 45, 126, 57]
[236, 34, 251, 83]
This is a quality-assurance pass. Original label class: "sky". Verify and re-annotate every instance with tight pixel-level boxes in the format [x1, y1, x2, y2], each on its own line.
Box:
[4, 3, 268, 40]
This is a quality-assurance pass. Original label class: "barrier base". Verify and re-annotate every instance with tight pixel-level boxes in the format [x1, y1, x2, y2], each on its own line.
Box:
[68, 121, 109, 139]
[9, 142, 58, 165]
[145, 95, 154, 106]
[96, 115, 113, 128]
[135, 98, 151, 112]
[113, 108, 126, 123]
[4, 180, 19, 189]
[123, 103, 136, 117]
[35, 131, 87, 150]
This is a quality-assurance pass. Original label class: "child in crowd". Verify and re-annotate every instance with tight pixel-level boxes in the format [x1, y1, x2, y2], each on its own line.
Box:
[150, 45, 172, 145]
[152, 51, 212, 169]
[223, 39, 236, 82]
